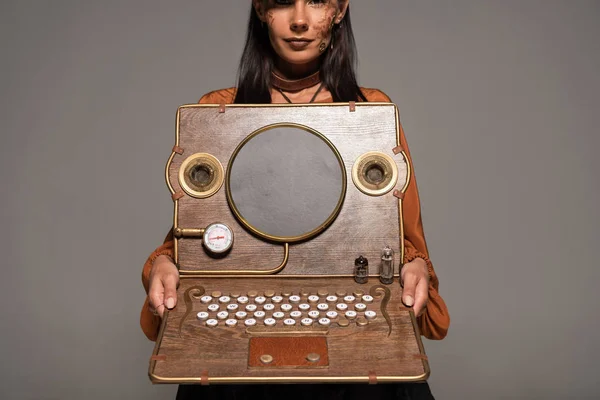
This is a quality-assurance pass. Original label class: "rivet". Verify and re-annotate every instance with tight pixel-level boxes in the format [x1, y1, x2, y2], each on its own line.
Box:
[260, 354, 273, 364]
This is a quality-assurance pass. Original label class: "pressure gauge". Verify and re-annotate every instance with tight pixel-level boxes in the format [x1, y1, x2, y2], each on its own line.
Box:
[202, 223, 234, 254]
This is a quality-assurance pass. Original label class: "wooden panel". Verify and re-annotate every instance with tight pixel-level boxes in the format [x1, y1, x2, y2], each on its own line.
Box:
[149, 277, 429, 384]
[168, 104, 408, 276]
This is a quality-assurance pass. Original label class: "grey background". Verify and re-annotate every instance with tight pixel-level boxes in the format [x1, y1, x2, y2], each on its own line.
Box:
[1, 1, 598, 399]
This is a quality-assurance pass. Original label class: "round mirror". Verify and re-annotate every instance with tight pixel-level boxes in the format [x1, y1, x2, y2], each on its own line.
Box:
[226, 124, 346, 242]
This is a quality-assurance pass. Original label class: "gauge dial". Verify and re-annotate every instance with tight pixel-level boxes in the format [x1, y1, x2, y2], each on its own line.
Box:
[203, 223, 234, 254]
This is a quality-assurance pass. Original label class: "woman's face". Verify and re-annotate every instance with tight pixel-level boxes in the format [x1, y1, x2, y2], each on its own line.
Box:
[254, 0, 349, 68]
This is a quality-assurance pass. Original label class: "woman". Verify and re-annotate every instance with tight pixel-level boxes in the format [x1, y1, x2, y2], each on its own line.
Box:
[141, 1, 449, 399]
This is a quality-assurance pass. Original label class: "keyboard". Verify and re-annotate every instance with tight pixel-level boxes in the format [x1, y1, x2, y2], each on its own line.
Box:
[185, 286, 387, 332]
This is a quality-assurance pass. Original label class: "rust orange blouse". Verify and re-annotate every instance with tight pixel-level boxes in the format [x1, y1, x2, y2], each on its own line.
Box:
[140, 87, 450, 341]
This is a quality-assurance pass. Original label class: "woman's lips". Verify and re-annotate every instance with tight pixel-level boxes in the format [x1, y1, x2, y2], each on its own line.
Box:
[285, 39, 313, 50]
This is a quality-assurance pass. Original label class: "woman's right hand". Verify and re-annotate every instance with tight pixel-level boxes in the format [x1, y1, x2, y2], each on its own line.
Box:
[148, 255, 180, 318]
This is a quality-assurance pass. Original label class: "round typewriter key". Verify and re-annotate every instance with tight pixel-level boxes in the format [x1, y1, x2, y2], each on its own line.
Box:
[317, 289, 328, 297]
[281, 289, 292, 297]
[356, 316, 368, 327]
[264, 318, 276, 327]
[308, 310, 320, 319]
[227, 303, 239, 311]
[271, 296, 283, 304]
[196, 311, 209, 321]
[362, 295, 374, 303]
[284, 318, 296, 326]
[326, 311, 338, 319]
[326, 295, 338, 303]
[200, 295, 213, 304]
[300, 288, 310, 297]
[317, 303, 329, 311]
[254, 296, 267, 305]
[318, 318, 331, 326]
[245, 304, 257, 312]
[219, 296, 231, 304]
[336, 303, 348, 311]
[354, 303, 367, 311]
[264, 290, 276, 298]
[289, 295, 301, 304]
[353, 289, 365, 297]
[237, 296, 249, 304]
[217, 311, 229, 320]
[290, 311, 302, 318]
[335, 290, 347, 297]
[208, 304, 220, 312]
[244, 318, 257, 327]
[211, 291, 222, 298]
[365, 310, 377, 320]
[345, 310, 357, 319]
[280, 304, 292, 312]
[301, 318, 313, 326]
[299, 303, 310, 311]
[230, 291, 241, 298]
[206, 319, 218, 327]
[337, 318, 350, 327]
[308, 295, 320, 303]
[263, 303, 275, 311]
[247, 290, 258, 298]
[273, 311, 285, 320]
[344, 295, 356, 303]
[254, 311, 266, 319]
[235, 311, 248, 320]
[225, 319, 238, 327]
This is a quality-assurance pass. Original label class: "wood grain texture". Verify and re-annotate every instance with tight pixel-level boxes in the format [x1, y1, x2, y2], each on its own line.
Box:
[169, 104, 408, 276]
[149, 277, 428, 384]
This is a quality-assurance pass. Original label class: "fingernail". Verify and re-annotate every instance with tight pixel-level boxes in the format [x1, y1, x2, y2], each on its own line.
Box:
[166, 298, 175, 309]
[404, 295, 414, 307]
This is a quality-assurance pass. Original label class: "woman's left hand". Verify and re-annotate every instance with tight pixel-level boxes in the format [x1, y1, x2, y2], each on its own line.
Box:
[400, 258, 430, 316]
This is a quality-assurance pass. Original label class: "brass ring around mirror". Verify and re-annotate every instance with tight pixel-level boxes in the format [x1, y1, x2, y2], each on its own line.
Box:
[226, 123, 346, 243]
[352, 151, 398, 196]
[178, 153, 224, 199]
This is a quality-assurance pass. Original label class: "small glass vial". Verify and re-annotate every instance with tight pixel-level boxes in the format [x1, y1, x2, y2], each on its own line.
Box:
[380, 246, 394, 284]
[354, 255, 369, 284]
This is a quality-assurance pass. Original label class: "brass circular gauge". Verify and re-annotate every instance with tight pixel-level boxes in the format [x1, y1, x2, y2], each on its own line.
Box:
[226, 123, 346, 243]
[202, 223, 234, 254]
[178, 153, 224, 199]
[351, 151, 398, 196]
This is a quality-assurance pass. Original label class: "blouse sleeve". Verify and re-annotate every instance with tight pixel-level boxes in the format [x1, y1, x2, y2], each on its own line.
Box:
[362, 88, 450, 340]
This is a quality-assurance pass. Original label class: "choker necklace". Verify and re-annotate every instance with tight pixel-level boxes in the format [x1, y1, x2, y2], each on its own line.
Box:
[271, 70, 321, 92]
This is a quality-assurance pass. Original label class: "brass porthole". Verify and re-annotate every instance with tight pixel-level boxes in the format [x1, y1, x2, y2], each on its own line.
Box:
[178, 153, 224, 199]
[352, 151, 398, 196]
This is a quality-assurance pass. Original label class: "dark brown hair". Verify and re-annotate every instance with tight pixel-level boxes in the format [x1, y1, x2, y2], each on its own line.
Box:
[233, 4, 366, 104]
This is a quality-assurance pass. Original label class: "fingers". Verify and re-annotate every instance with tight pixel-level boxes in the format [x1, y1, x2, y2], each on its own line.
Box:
[412, 278, 429, 317]
[162, 273, 179, 311]
[401, 272, 418, 308]
[401, 260, 430, 316]
[148, 259, 179, 318]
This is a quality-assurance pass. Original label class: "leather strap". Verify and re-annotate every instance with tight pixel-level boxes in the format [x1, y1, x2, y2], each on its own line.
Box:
[393, 190, 405, 200]
[271, 70, 321, 92]
[368, 371, 378, 385]
[172, 190, 185, 200]
[172, 145, 184, 155]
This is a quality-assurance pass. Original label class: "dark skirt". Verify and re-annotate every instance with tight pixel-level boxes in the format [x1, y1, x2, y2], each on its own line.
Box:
[176, 382, 435, 400]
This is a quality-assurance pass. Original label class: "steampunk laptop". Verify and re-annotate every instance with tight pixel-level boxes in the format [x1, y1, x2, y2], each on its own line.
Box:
[148, 101, 429, 385]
